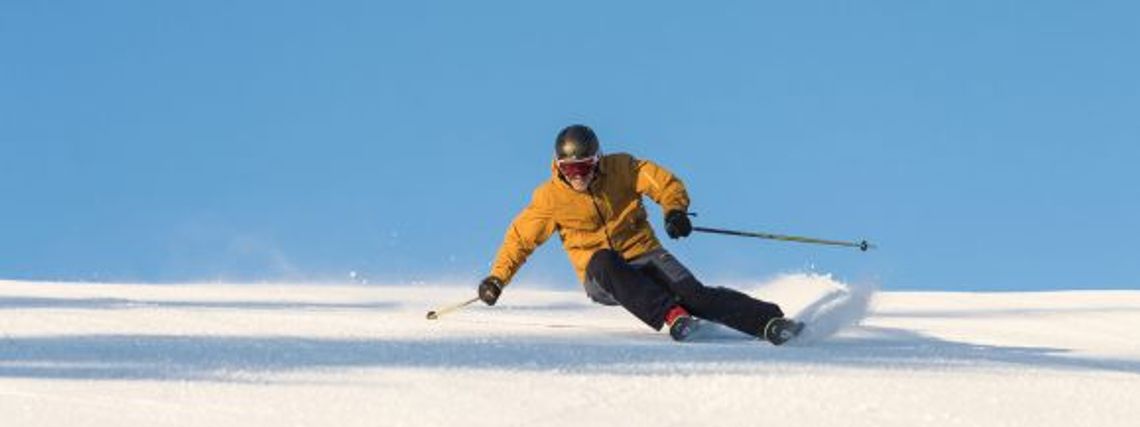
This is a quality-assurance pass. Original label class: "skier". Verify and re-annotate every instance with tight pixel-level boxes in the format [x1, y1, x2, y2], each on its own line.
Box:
[477, 124, 803, 344]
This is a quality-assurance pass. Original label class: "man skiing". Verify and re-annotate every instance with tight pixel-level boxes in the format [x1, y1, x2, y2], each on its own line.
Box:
[477, 124, 803, 344]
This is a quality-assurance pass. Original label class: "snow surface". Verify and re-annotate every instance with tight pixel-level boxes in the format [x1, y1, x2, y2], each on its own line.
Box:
[1, 275, 1138, 426]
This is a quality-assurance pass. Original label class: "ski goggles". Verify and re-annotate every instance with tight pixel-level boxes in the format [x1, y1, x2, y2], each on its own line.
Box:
[556, 155, 599, 179]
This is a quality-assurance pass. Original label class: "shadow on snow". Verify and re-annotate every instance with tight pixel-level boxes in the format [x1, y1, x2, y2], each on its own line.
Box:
[1, 325, 1137, 382]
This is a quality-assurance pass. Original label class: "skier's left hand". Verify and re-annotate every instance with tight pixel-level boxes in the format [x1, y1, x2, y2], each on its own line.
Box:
[664, 210, 692, 239]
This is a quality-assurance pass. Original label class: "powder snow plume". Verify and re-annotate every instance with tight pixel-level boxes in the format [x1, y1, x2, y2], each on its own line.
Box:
[747, 273, 878, 343]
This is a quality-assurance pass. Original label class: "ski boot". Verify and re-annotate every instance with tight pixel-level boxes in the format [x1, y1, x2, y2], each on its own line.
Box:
[763, 317, 804, 346]
[665, 305, 698, 342]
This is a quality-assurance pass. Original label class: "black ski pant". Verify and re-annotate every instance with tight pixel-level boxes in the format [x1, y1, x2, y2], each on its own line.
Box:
[583, 248, 784, 337]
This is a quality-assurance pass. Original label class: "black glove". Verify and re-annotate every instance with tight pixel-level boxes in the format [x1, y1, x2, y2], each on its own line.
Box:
[664, 210, 692, 239]
[478, 276, 504, 306]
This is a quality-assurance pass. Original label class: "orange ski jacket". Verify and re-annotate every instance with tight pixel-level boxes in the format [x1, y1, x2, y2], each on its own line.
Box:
[490, 153, 690, 285]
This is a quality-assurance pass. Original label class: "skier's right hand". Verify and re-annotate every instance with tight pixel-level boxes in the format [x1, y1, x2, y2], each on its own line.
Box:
[478, 276, 504, 306]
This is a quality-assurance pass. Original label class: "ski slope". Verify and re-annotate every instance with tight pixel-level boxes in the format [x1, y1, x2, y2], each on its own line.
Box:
[1, 275, 1138, 426]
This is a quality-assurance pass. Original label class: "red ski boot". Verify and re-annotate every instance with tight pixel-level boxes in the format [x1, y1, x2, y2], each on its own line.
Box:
[665, 305, 698, 342]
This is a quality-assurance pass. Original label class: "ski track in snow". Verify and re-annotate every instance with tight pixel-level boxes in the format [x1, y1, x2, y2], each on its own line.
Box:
[1, 276, 1138, 426]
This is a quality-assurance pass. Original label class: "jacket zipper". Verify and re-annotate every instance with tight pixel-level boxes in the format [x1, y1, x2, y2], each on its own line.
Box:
[588, 186, 616, 250]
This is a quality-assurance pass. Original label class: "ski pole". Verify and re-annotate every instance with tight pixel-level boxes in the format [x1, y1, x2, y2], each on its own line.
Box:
[692, 226, 877, 252]
[425, 296, 480, 320]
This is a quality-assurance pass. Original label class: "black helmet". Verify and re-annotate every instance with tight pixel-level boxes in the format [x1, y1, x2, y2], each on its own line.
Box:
[554, 124, 599, 160]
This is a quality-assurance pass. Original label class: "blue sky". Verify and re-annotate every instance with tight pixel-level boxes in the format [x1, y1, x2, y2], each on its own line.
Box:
[2, 1, 1137, 290]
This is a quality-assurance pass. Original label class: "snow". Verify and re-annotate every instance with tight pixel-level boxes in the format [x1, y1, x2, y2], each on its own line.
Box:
[1, 275, 1138, 426]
